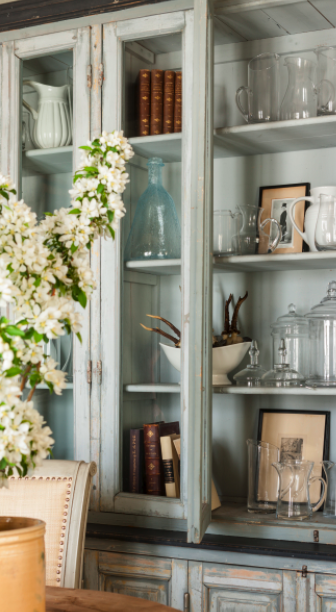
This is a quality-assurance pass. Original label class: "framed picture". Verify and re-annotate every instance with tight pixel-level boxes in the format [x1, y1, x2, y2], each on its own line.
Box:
[258, 409, 330, 504]
[259, 183, 310, 255]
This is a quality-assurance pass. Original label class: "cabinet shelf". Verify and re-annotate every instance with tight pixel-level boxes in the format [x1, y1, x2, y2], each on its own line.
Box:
[125, 259, 181, 275]
[215, 386, 336, 396]
[129, 133, 238, 161]
[215, 115, 336, 158]
[22, 146, 73, 175]
[124, 383, 180, 393]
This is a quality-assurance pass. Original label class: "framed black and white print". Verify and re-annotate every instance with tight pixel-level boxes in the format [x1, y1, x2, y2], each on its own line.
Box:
[259, 183, 310, 255]
[258, 409, 330, 504]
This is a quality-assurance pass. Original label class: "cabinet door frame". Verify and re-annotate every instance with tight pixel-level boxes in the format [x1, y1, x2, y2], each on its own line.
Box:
[0, 27, 92, 465]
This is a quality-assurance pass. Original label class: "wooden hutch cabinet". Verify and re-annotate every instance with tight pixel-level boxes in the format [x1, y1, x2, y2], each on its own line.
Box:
[2, 0, 336, 609]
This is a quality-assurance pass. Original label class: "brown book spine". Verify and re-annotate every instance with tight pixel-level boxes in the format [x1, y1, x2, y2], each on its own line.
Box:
[150, 69, 164, 136]
[174, 71, 182, 133]
[129, 428, 144, 494]
[144, 423, 162, 496]
[139, 69, 151, 136]
[163, 70, 175, 134]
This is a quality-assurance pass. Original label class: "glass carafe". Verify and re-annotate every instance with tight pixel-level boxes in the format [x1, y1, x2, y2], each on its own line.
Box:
[280, 57, 317, 120]
[305, 281, 336, 386]
[124, 157, 181, 261]
[236, 52, 280, 123]
[322, 461, 336, 517]
[247, 440, 279, 513]
[272, 460, 326, 520]
[314, 194, 336, 250]
[315, 46, 336, 115]
[233, 205, 281, 255]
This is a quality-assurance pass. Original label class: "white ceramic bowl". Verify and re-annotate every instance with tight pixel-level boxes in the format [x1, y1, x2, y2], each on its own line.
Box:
[160, 341, 251, 386]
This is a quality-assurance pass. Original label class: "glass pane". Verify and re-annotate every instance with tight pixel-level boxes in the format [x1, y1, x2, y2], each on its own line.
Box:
[122, 33, 183, 499]
[21, 50, 74, 460]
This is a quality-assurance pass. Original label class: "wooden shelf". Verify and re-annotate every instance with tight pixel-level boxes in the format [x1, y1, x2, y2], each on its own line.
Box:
[23, 146, 73, 174]
[215, 115, 336, 157]
[215, 386, 336, 396]
[209, 502, 336, 544]
[124, 383, 180, 393]
[129, 133, 237, 161]
[125, 259, 181, 275]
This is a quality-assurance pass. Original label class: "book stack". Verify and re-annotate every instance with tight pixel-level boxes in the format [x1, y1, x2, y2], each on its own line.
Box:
[138, 69, 182, 137]
[129, 421, 221, 508]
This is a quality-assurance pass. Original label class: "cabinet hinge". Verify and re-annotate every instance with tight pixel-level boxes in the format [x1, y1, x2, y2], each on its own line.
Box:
[301, 565, 308, 578]
[183, 592, 189, 612]
[97, 360, 102, 385]
[87, 64, 92, 89]
[98, 63, 104, 88]
[87, 360, 92, 384]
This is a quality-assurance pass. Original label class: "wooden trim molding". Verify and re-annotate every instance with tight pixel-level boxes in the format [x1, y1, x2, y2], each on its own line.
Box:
[0, 0, 169, 33]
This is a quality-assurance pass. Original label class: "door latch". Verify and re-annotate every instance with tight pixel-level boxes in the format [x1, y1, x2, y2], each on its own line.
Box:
[87, 360, 92, 384]
[183, 593, 189, 612]
[301, 565, 308, 578]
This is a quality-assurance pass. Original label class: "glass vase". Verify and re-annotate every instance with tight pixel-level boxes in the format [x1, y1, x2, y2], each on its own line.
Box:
[124, 157, 181, 261]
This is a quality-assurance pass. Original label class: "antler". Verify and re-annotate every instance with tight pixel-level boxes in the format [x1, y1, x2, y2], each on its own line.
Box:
[140, 315, 181, 347]
[222, 293, 233, 336]
[230, 291, 248, 334]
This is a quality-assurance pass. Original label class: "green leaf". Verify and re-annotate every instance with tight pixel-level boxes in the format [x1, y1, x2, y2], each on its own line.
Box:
[68, 208, 81, 215]
[73, 174, 83, 183]
[0, 458, 8, 470]
[6, 326, 26, 337]
[76, 332, 82, 343]
[44, 212, 52, 216]
[91, 139, 100, 147]
[97, 183, 104, 194]
[71, 285, 87, 308]
[107, 210, 114, 224]
[24, 327, 35, 340]
[33, 276, 41, 288]
[33, 331, 43, 343]
[71, 243, 78, 254]
[0, 189, 9, 200]
[0, 316, 9, 325]
[43, 334, 49, 344]
[79, 145, 92, 151]
[83, 166, 98, 174]
[9, 189, 16, 195]
[107, 224, 115, 240]
[29, 372, 42, 387]
[46, 380, 54, 394]
[5, 366, 22, 377]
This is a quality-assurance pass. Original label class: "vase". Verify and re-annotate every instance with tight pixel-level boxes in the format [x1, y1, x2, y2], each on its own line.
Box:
[0, 517, 45, 612]
[124, 157, 181, 261]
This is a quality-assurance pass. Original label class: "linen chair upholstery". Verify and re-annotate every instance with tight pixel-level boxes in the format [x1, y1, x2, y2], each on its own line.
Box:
[0, 460, 96, 589]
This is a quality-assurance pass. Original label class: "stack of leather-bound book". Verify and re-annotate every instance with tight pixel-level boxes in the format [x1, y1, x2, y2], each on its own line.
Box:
[138, 69, 182, 137]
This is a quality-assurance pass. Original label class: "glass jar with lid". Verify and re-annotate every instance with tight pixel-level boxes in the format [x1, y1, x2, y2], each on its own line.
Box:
[270, 303, 309, 377]
[305, 281, 336, 386]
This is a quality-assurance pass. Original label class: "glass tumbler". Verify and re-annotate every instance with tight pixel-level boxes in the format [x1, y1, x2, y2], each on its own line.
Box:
[247, 439, 279, 513]
[315, 194, 336, 250]
[213, 210, 241, 256]
[236, 52, 279, 123]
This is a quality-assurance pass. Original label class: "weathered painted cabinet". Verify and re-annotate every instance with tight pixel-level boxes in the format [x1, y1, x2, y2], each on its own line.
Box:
[3, 0, 336, 608]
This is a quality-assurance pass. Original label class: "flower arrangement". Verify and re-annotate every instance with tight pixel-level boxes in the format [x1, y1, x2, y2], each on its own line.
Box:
[0, 131, 133, 481]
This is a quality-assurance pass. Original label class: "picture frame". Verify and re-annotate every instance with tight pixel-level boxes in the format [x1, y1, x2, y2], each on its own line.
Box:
[258, 409, 330, 504]
[259, 183, 310, 255]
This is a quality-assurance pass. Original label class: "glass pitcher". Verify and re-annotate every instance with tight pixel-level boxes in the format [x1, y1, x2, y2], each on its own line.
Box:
[272, 460, 326, 520]
[280, 57, 318, 120]
[247, 440, 279, 513]
[314, 194, 336, 251]
[213, 210, 241, 256]
[235, 52, 280, 123]
[315, 46, 336, 115]
[233, 204, 281, 255]
[322, 461, 336, 517]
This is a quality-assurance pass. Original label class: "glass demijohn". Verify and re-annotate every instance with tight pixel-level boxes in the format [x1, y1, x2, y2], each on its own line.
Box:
[124, 157, 181, 261]
[305, 281, 336, 386]
[234, 340, 266, 387]
[261, 339, 305, 387]
[246, 440, 279, 513]
[271, 304, 309, 377]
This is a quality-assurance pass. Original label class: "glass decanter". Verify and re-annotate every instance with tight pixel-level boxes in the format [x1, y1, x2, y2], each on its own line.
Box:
[260, 339, 305, 387]
[233, 340, 266, 387]
[124, 157, 181, 261]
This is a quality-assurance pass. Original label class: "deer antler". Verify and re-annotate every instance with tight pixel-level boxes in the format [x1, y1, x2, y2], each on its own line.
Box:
[140, 315, 181, 347]
[145, 314, 181, 339]
[230, 291, 248, 334]
[222, 293, 233, 337]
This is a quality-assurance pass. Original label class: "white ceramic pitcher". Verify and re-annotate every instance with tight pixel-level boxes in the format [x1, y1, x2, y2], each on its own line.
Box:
[288, 186, 336, 252]
[22, 81, 72, 149]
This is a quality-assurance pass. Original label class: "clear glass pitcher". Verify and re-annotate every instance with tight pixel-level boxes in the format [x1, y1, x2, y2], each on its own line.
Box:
[280, 57, 318, 120]
[322, 461, 336, 517]
[247, 440, 279, 513]
[213, 210, 241, 256]
[233, 205, 281, 255]
[314, 194, 336, 250]
[272, 460, 326, 520]
[236, 52, 280, 123]
[315, 46, 336, 115]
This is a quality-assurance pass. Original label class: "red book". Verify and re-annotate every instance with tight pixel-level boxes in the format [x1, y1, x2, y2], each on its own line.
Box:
[144, 423, 162, 496]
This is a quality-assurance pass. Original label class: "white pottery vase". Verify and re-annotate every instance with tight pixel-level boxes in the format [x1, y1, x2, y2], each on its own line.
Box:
[23, 81, 72, 149]
[288, 186, 336, 252]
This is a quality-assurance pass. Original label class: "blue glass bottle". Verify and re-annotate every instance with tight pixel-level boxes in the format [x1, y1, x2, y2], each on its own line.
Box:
[124, 157, 181, 261]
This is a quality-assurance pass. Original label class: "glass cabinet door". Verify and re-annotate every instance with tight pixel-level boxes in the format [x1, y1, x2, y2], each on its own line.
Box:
[1, 29, 91, 462]
[101, 3, 213, 543]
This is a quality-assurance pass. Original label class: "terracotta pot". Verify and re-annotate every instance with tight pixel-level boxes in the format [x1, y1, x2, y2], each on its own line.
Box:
[0, 516, 46, 612]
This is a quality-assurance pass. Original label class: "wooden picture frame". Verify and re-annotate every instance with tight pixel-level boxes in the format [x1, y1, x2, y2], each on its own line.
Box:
[258, 409, 330, 504]
[259, 183, 310, 255]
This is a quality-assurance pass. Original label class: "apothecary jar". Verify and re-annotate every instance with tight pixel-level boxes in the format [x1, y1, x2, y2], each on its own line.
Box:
[305, 281, 336, 386]
[270, 304, 309, 376]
